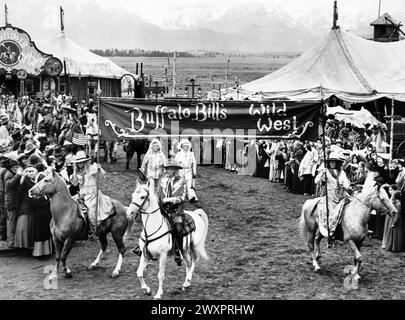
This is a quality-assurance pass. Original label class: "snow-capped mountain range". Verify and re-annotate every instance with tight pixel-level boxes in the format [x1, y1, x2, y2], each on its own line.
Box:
[4, 0, 405, 53]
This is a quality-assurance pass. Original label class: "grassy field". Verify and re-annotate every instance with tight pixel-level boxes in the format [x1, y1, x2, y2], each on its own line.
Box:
[111, 55, 295, 96]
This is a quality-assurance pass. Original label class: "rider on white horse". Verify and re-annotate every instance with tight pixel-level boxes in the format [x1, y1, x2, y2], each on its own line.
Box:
[133, 158, 188, 265]
[314, 151, 352, 241]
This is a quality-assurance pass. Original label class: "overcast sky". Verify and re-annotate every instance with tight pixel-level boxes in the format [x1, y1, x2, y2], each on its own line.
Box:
[84, 0, 404, 24]
[0, 0, 403, 29]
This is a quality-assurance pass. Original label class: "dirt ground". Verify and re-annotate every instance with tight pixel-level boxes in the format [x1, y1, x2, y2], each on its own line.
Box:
[1, 150, 405, 300]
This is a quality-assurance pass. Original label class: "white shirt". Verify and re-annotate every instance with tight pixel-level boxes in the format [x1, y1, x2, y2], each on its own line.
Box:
[175, 150, 197, 175]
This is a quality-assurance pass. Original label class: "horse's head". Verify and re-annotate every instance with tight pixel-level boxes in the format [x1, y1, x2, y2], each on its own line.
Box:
[126, 179, 150, 220]
[28, 167, 59, 199]
[369, 185, 397, 217]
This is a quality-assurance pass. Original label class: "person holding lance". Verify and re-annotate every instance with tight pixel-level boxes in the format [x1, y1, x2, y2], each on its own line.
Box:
[314, 151, 352, 242]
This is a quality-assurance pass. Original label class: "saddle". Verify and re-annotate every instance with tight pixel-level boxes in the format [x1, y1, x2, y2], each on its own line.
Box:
[160, 205, 196, 237]
[73, 198, 91, 241]
[315, 196, 350, 239]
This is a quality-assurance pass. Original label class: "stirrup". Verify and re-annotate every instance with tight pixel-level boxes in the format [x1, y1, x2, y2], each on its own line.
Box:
[132, 245, 142, 256]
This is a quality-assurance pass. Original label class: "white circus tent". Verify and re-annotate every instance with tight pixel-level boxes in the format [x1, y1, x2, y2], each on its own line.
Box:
[234, 28, 405, 103]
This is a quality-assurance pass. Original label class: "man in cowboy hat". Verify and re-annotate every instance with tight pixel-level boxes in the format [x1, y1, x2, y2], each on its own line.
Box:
[151, 158, 187, 265]
[22, 141, 42, 163]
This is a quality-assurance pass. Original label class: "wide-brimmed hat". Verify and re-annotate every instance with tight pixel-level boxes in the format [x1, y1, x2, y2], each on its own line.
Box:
[342, 149, 351, 156]
[2, 152, 18, 162]
[334, 139, 343, 144]
[72, 150, 91, 163]
[1, 152, 19, 167]
[25, 154, 43, 168]
[53, 146, 65, 157]
[0, 113, 9, 125]
[163, 158, 182, 170]
[179, 139, 192, 149]
[24, 142, 38, 155]
[325, 151, 344, 162]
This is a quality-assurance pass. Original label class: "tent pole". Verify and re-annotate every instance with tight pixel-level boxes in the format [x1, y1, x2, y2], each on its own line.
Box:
[94, 96, 101, 234]
[390, 98, 395, 159]
[321, 99, 331, 247]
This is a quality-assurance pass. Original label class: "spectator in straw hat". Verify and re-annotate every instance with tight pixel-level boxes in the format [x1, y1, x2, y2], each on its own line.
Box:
[24, 141, 39, 158]
[175, 139, 198, 202]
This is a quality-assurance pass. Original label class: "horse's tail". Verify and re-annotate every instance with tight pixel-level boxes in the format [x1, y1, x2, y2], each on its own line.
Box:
[298, 201, 310, 241]
[194, 209, 209, 261]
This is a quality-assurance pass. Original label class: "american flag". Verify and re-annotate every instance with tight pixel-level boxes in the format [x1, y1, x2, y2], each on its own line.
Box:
[72, 133, 88, 146]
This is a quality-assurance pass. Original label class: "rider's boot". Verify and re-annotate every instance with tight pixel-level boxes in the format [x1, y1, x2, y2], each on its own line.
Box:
[174, 223, 183, 266]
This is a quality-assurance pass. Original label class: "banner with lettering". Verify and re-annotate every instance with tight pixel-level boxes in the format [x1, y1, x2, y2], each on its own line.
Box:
[99, 98, 321, 141]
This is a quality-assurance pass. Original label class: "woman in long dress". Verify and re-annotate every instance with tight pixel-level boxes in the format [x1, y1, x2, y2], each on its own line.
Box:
[28, 154, 53, 257]
[175, 139, 198, 202]
[382, 190, 404, 252]
[140, 139, 166, 194]
[13, 166, 37, 249]
[71, 151, 114, 230]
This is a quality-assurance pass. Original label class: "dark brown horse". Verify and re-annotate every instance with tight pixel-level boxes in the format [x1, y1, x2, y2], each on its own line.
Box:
[29, 169, 129, 279]
[123, 139, 149, 170]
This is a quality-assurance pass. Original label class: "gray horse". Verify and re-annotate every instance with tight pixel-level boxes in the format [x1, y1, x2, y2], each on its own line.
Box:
[299, 185, 396, 280]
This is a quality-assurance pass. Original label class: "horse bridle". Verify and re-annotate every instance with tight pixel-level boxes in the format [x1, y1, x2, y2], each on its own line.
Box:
[130, 187, 171, 257]
[130, 188, 160, 215]
[350, 186, 391, 214]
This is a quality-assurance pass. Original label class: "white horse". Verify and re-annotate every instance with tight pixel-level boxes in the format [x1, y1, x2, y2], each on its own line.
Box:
[299, 185, 397, 280]
[127, 180, 209, 300]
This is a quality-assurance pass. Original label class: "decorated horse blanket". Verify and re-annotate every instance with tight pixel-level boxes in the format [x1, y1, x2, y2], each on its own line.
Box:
[160, 207, 196, 237]
[181, 211, 196, 236]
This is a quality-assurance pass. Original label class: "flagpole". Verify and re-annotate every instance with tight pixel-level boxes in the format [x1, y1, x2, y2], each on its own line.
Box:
[172, 51, 176, 97]
[320, 86, 331, 247]
[225, 56, 230, 94]
[5, 4, 8, 26]
[94, 93, 101, 233]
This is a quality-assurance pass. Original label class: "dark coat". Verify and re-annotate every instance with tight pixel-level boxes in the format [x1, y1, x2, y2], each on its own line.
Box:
[4, 170, 21, 212]
[31, 174, 52, 242]
[17, 177, 36, 216]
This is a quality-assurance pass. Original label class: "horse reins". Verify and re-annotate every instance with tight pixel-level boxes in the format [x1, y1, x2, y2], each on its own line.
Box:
[131, 189, 171, 260]
[345, 187, 390, 213]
